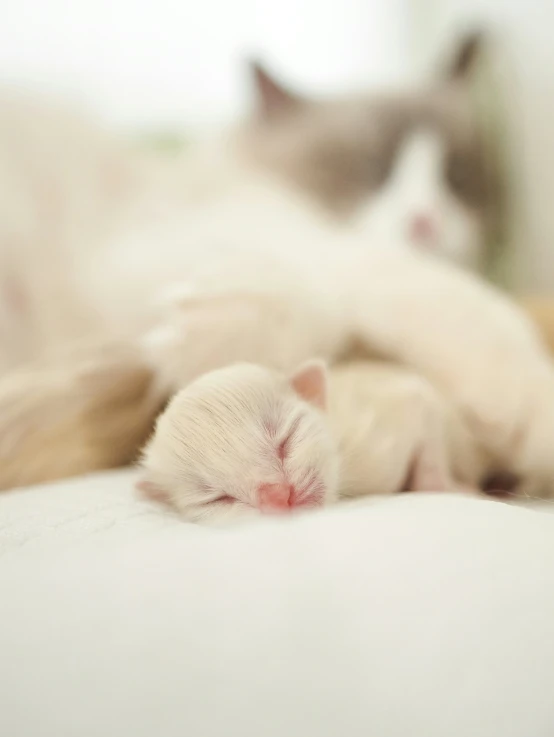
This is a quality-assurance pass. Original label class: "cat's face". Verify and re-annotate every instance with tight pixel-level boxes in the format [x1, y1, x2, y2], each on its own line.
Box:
[239, 35, 497, 271]
[139, 361, 339, 524]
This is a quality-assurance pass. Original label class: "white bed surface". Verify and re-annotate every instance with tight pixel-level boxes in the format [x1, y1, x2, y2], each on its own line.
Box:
[1, 472, 554, 737]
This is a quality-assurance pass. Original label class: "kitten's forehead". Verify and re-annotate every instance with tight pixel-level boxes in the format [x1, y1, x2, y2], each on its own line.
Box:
[169, 363, 291, 433]
[190, 363, 285, 403]
[147, 365, 289, 479]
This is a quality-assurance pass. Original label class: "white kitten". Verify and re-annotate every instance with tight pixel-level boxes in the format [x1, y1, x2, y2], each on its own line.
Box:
[328, 361, 484, 499]
[139, 359, 484, 525]
[139, 361, 339, 524]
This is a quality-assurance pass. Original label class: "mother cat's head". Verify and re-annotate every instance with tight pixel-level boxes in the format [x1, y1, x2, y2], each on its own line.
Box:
[238, 32, 500, 272]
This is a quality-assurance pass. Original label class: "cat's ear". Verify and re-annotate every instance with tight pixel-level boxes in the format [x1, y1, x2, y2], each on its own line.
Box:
[289, 359, 328, 410]
[444, 30, 484, 81]
[249, 59, 303, 119]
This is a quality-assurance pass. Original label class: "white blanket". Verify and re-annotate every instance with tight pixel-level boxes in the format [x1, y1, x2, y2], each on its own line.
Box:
[1, 472, 554, 737]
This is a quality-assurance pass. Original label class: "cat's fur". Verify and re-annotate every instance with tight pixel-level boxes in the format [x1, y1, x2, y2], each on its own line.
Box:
[0, 275, 552, 501]
[138, 359, 485, 525]
[0, 33, 536, 497]
[139, 361, 339, 524]
[520, 298, 554, 355]
[0, 32, 494, 377]
[0, 90, 146, 369]
[137, 262, 554, 499]
[0, 341, 163, 489]
[327, 361, 483, 499]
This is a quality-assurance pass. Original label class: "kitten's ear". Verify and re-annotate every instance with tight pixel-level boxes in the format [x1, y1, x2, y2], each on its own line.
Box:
[444, 30, 484, 81]
[249, 59, 303, 119]
[289, 359, 328, 410]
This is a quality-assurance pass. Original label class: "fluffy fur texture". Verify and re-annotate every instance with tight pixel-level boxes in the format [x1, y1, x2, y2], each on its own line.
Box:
[138, 359, 485, 525]
[0, 32, 494, 378]
[139, 361, 339, 524]
[327, 361, 483, 499]
[142, 266, 554, 500]
[0, 279, 551, 504]
[0, 33, 531, 500]
[0, 342, 163, 489]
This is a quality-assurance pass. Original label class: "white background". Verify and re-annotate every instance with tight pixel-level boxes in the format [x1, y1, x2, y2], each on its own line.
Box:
[0, 0, 414, 129]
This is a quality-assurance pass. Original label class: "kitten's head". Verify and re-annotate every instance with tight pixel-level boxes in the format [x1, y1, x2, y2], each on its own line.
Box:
[238, 32, 498, 270]
[138, 360, 339, 524]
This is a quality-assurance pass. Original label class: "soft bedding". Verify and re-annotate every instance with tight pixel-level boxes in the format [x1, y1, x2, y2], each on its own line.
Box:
[1, 472, 554, 737]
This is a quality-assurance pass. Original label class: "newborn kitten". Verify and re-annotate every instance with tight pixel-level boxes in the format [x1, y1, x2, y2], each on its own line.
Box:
[139, 361, 339, 524]
[328, 361, 484, 499]
[139, 359, 484, 525]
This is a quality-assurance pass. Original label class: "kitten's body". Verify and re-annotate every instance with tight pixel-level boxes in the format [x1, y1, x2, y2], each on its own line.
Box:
[328, 361, 484, 499]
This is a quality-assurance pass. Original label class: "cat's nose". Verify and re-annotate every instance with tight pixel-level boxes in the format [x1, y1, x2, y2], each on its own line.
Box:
[408, 213, 437, 244]
[257, 482, 293, 512]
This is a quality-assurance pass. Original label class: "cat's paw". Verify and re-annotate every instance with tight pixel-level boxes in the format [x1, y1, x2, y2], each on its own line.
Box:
[141, 286, 346, 392]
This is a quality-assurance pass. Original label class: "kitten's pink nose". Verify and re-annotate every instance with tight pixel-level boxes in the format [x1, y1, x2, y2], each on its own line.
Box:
[409, 213, 437, 244]
[257, 482, 293, 512]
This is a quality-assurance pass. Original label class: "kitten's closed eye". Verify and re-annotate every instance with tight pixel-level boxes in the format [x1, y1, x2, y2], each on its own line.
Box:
[277, 436, 289, 461]
[277, 416, 301, 460]
[139, 361, 338, 523]
[195, 480, 235, 505]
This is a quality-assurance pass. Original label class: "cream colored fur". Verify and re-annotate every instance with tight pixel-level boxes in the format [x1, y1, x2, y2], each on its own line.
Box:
[140, 361, 339, 524]
[137, 258, 554, 497]
[139, 359, 485, 525]
[1, 271, 551, 505]
[328, 361, 484, 499]
[0, 90, 551, 500]
[0, 342, 163, 489]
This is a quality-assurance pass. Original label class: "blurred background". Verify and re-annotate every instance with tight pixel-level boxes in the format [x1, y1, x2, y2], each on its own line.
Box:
[2, 0, 554, 291]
